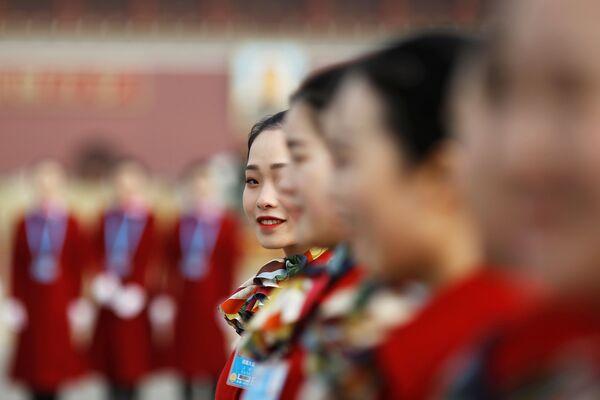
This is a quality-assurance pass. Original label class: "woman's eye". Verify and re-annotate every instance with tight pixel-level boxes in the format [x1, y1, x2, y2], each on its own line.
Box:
[333, 153, 351, 169]
[292, 153, 308, 164]
[245, 178, 259, 186]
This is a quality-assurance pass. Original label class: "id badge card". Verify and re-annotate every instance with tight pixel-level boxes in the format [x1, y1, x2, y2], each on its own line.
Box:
[227, 352, 256, 389]
[242, 360, 289, 400]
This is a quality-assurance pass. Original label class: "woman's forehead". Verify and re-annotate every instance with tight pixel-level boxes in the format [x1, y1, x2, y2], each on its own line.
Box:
[247, 128, 290, 166]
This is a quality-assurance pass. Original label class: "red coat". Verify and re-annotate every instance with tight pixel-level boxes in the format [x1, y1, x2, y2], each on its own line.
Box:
[471, 299, 600, 398]
[376, 268, 537, 400]
[10, 211, 88, 392]
[164, 210, 242, 379]
[90, 208, 157, 386]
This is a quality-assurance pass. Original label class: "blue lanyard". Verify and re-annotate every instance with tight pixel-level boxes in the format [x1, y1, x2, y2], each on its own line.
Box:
[26, 213, 66, 283]
[105, 212, 146, 276]
[179, 215, 219, 280]
[26, 214, 66, 259]
[111, 217, 129, 259]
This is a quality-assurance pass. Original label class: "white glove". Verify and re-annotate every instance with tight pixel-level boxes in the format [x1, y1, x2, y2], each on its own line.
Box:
[91, 273, 120, 305]
[149, 295, 176, 328]
[1, 298, 27, 332]
[67, 298, 95, 333]
[111, 284, 146, 319]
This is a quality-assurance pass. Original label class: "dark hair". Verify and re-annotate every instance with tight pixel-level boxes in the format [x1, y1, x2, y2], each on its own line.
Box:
[353, 31, 474, 165]
[290, 62, 349, 113]
[247, 111, 287, 157]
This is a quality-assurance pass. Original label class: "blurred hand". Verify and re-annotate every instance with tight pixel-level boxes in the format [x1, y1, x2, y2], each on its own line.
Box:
[67, 297, 95, 347]
[149, 294, 176, 346]
[91, 273, 120, 305]
[1, 298, 27, 332]
[111, 284, 146, 319]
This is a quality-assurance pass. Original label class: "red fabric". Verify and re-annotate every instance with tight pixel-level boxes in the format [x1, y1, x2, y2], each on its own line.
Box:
[164, 211, 242, 379]
[10, 213, 89, 392]
[377, 268, 537, 400]
[215, 351, 243, 400]
[486, 299, 600, 390]
[90, 209, 157, 386]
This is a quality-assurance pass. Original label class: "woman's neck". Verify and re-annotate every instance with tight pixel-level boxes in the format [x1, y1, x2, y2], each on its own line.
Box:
[282, 244, 310, 258]
[427, 216, 483, 289]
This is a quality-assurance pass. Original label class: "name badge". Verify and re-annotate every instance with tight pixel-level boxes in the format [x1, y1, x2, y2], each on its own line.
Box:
[227, 352, 256, 389]
[242, 360, 289, 400]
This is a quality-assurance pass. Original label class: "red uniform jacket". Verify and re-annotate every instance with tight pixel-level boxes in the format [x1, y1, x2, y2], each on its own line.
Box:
[376, 268, 536, 400]
[90, 208, 157, 386]
[465, 299, 600, 398]
[10, 211, 88, 391]
[163, 210, 242, 379]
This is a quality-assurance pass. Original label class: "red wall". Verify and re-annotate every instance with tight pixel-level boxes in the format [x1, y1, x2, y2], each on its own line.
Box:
[0, 71, 236, 176]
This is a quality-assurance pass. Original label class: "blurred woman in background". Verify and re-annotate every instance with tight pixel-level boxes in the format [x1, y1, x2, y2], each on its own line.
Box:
[7, 160, 91, 400]
[157, 160, 242, 399]
[90, 159, 158, 400]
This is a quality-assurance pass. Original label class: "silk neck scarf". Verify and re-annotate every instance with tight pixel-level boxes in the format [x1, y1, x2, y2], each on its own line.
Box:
[300, 255, 429, 400]
[219, 248, 328, 335]
[236, 248, 334, 361]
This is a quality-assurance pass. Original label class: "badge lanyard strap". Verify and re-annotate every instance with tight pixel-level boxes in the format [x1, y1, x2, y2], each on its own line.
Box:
[105, 214, 130, 273]
[181, 217, 219, 264]
[26, 215, 67, 262]
[105, 212, 147, 274]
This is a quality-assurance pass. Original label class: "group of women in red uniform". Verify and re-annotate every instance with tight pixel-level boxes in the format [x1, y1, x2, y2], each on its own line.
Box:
[213, 0, 600, 399]
[9, 0, 600, 398]
[8, 160, 242, 400]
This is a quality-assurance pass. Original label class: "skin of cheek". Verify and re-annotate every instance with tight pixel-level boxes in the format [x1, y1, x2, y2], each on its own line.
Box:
[336, 76, 434, 281]
[348, 131, 430, 281]
[242, 182, 299, 250]
[296, 145, 344, 247]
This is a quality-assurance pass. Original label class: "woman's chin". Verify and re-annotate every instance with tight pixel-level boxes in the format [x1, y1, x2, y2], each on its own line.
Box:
[258, 237, 294, 251]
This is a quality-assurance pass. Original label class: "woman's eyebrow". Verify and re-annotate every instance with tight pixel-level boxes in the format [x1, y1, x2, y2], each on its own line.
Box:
[286, 138, 303, 149]
[271, 163, 288, 170]
[245, 163, 287, 171]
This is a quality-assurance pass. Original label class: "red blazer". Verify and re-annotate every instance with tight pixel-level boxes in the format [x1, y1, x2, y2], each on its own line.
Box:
[90, 208, 157, 386]
[163, 210, 242, 379]
[376, 268, 536, 400]
[479, 299, 600, 398]
[10, 211, 89, 392]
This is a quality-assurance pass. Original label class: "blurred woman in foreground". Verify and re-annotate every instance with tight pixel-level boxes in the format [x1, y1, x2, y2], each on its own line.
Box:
[322, 32, 537, 399]
[442, 0, 600, 397]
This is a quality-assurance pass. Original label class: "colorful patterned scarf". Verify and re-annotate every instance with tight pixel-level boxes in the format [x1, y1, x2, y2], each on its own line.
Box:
[219, 248, 328, 335]
[236, 248, 333, 361]
[300, 248, 429, 400]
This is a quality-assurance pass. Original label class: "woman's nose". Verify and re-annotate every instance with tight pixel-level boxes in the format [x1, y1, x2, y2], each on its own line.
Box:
[256, 181, 279, 210]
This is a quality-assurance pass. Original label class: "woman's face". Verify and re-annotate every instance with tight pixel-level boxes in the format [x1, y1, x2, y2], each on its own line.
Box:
[243, 128, 299, 250]
[455, 0, 600, 295]
[279, 102, 345, 248]
[326, 75, 439, 281]
[114, 162, 147, 206]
